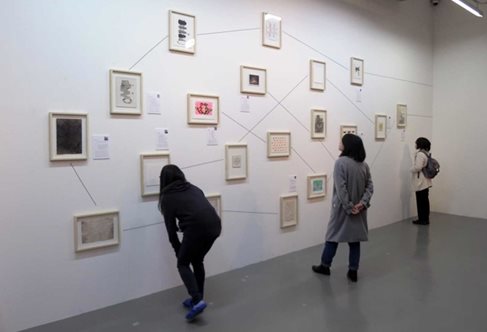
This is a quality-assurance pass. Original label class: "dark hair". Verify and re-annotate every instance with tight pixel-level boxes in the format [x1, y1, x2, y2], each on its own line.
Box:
[415, 137, 431, 151]
[340, 134, 366, 162]
[158, 164, 186, 211]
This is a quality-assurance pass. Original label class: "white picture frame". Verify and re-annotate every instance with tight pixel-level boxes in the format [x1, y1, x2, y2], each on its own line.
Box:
[49, 112, 88, 161]
[240, 65, 267, 95]
[225, 143, 248, 180]
[280, 193, 298, 228]
[311, 109, 327, 139]
[310, 60, 326, 91]
[340, 125, 358, 138]
[187, 93, 219, 125]
[140, 152, 171, 197]
[397, 104, 407, 128]
[109, 69, 143, 115]
[267, 131, 291, 158]
[168, 10, 196, 54]
[307, 174, 327, 199]
[262, 12, 282, 49]
[206, 193, 222, 218]
[350, 57, 364, 86]
[74, 210, 120, 252]
[375, 114, 387, 140]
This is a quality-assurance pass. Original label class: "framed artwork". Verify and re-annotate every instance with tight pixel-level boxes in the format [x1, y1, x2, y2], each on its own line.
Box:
[375, 114, 387, 140]
[49, 112, 88, 161]
[397, 104, 407, 128]
[240, 65, 267, 95]
[109, 69, 143, 115]
[307, 174, 327, 199]
[267, 131, 291, 158]
[340, 125, 358, 138]
[140, 152, 171, 197]
[74, 210, 120, 252]
[225, 143, 248, 180]
[206, 193, 222, 218]
[310, 60, 326, 91]
[311, 109, 327, 139]
[168, 10, 196, 54]
[280, 193, 298, 228]
[187, 94, 219, 125]
[350, 57, 364, 86]
[262, 12, 281, 49]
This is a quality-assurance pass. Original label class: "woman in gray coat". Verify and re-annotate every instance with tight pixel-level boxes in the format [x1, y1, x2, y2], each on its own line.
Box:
[312, 134, 373, 282]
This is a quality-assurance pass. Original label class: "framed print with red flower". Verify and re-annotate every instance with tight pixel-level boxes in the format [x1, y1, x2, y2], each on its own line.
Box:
[187, 93, 219, 125]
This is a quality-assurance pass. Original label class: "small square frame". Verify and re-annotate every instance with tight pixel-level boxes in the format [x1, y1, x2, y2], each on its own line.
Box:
[350, 57, 364, 86]
[225, 143, 248, 180]
[311, 109, 327, 139]
[168, 10, 196, 54]
[262, 12, 282, 49]
[206, 193, 222, 218]
[109, 69, 143, 115]
[140, 152, 171, 197]
[280, 193, 298, 228]
[307, 174, 327, 199]
[187, 93, 219, 125]
[74, 210, 120, 252]
[375, 114, 387, 140]
[267, 131, 291, 158]
[49, 112, 88, 161]
[240, 65, 267, 95]
[310, 60, 326, 91]
[397, 104, 407, 128]
[340, 125, 358, 139]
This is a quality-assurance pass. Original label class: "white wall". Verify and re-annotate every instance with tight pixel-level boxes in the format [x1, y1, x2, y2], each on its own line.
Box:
[0, 0, 433, 331]
[432, 1, 487, 219]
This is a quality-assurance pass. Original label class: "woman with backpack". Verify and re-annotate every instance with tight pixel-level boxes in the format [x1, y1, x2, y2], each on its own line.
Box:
[411, 137, 433, 225]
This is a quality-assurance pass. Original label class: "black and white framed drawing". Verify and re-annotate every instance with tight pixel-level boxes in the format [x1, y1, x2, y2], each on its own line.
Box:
[225, 143, 248, 180]
[396, 104, 407, 128]
[140, 152, 171, 197]
[340, 124, 358, 138]
[240, 65, 267, 95]
[310, 60, 326, 91]
[375, 114, 387, 139]
[350, 57, 364, 86]
[74, 210, 120, 252]
[49, 112, 88, 161]
[109, 69, 143, 115]
[280, 193, 298, 228]
[262, 12, 281, 49]
[169, 10, 196, 54]
[311, 109, 327, 139]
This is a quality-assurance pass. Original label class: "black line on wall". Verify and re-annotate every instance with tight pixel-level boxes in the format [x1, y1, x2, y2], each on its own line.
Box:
[198, 27, 260, 36]
[181, 159, 225, 170]
[224, 210, 278, 215]
[327, 80, 374, 124]
[123, 221, 163, 232]
[129, 36, 168, 70]
[71, 164, 97, 206]
[222, 112, 266, 143]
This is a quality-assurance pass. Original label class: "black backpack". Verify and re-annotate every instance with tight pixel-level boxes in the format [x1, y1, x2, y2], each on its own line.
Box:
[420, 151, 440, 179]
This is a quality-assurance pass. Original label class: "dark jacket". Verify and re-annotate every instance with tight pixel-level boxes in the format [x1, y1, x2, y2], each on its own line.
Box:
[160, 180, 221, 253]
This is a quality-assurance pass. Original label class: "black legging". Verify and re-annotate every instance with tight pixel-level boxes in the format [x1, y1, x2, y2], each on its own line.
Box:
[177, 232, 218, 304]
[415, 188, 430, 223]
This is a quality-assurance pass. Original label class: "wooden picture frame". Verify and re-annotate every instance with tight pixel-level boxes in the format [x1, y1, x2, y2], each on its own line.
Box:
[397, 104, 407, 128]
[74, 210, 120, 252]
[187, 93, 219, 125]
[140, 152, 171, 197]
[375, 114, 387, 140]
[350, 57, 364, 86]
[340, 125, 358, 139]
[168, 10, 196, 54]
[267, 131, 291, 158]
[240, 65, 267, 95]
[109, 69, 143, 115]
[49, 112, 88, 161]
[280, 193, 298, 228]
[225, 143, 248, 180]
[307, 174, 327, 199]
[262, 12, 282, 49]
[310, 60, 326, 91]
[311, 109, 327, 139]
[206, 193, 222, 218]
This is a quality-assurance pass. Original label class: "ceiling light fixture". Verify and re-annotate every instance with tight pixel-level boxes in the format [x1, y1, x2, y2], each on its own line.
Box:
[450, 0, 484, 17]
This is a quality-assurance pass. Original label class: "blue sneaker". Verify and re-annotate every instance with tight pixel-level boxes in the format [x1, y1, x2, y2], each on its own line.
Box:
[182, 298, 193, 309]
[185, 300, 207, 321]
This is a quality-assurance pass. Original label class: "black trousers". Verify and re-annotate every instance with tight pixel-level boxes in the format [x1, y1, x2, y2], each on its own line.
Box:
[415, 188, 430, 223]
[177, 232, 218, 304]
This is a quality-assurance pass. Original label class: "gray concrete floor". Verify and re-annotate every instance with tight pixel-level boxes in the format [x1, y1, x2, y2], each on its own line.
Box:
[24, 213, 487, 332]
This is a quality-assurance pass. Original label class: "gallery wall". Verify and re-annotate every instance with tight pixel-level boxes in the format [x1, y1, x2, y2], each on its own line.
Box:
[0, 0, 434, 331]
[432, 1, 487, 219]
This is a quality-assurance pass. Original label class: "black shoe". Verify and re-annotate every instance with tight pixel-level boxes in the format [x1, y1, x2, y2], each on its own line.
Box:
[312, 264, 330, 275]
[347, 270, 358, 282]
[412, 220, 429, 225]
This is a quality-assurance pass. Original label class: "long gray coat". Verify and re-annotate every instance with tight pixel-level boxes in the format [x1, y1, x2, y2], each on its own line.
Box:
[325, 156, 374, 243]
